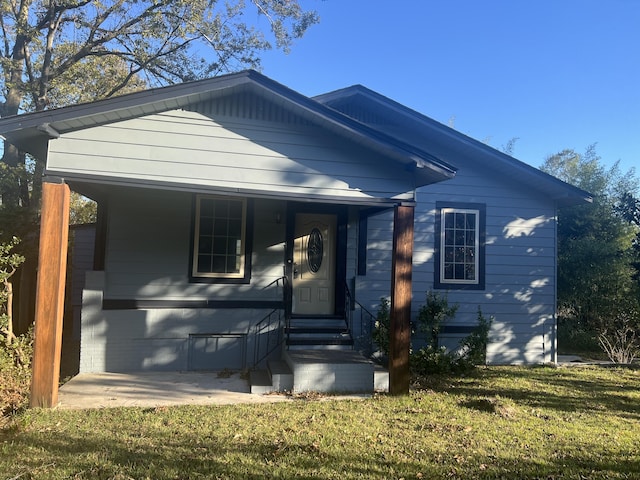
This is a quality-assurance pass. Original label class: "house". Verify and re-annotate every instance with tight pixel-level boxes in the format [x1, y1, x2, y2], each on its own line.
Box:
[313, 85, 592, 363]
[0, 70, 590, 407]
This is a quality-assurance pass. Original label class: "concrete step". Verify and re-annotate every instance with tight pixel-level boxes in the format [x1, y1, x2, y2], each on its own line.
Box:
[249, 369, 274, 394]
[287, 336, 354, 347]
[284, 349, 374, 393]
[286, 326, 348, 334]
[252, 351, 376, 394]
[249, 359, 293, 394]
[268, 359, 293, 392]
[374, 365, 389, 392]
[287, 343, 354, 351]
[286, 315, 353, 350]
[288, 316, 348, 329]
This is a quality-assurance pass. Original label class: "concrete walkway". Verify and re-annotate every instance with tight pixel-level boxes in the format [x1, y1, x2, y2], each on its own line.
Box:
[57, 371, 293, 409]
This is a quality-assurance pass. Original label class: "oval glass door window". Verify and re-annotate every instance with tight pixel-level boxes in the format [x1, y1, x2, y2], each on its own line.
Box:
[307, 228, 323, 273]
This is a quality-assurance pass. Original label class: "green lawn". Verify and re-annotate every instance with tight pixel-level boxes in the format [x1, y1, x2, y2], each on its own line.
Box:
[1, 366, 639, 479]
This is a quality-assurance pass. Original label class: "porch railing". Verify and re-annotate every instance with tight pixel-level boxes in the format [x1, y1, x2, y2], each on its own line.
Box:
[344, 280, 377, 356]
[252, 276, 287, 367]
[343, 279, 354, 335]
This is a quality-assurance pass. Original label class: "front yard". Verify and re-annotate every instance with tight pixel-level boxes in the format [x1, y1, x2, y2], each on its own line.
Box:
[1, 365, 639, 479]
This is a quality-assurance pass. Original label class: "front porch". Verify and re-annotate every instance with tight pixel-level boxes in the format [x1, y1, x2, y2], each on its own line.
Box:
[38, 183, 414, 406]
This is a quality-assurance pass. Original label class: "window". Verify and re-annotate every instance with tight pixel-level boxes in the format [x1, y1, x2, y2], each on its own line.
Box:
[191, 195, 251, 282]
[434, 202, 485, 290]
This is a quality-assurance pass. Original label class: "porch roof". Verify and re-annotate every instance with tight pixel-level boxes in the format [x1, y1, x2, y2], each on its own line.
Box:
[0, 70, 456, 189]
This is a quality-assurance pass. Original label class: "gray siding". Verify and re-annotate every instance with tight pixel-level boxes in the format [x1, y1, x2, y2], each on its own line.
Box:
[47, 110, 416, 202]
[80, 187, 362, 373]
[80, 271, 278, 372]
[80, 187, 288, 373]
[356, 163, 558, 364]
[80, 164, 559, 371]
[70, 225, 96, 340]
[69, 94, 560, 370]
[103, 187, 285, 299]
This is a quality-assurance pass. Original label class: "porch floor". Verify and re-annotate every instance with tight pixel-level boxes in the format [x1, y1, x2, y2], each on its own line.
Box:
[56, 371, 293, 409]
[56, 371, 373, 410]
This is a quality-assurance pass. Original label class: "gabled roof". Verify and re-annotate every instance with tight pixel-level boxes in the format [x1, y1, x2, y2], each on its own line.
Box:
[315, 85, 592, 206]
[0, 70, 456, 187]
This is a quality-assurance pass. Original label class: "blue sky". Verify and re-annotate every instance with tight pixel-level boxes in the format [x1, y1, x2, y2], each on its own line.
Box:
[259, 0, 639, 174]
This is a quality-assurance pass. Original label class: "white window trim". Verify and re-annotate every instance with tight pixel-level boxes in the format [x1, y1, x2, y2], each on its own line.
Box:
[192, 195, 247, 279]
[439, 207, 480, 285]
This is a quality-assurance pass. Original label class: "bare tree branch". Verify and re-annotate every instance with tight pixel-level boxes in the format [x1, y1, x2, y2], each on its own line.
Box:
[1, 0, 319, 206]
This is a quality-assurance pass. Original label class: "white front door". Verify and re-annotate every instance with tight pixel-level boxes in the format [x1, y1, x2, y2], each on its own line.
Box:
[292, 213, 336, 315]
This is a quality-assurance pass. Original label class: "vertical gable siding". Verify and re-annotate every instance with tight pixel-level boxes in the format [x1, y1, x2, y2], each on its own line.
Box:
[187, 92, 314, 125]
[356, 165, 557, 364]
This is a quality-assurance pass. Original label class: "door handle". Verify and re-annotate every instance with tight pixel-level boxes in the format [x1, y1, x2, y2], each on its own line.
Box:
[293, 262, 299, 279]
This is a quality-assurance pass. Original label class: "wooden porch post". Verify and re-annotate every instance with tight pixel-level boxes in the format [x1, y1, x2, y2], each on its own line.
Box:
[389, 204, 414, 395]
[30, 179, 70, 408]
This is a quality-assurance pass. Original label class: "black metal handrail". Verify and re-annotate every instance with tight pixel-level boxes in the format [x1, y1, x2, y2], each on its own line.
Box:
[253, 308, 284, 367]
[252, 276, 288, 367]
[261, 275, 288, 291]
[355, 301, 377, 356]
[343, 280, 377, 355]
[343, 279, 354, 334]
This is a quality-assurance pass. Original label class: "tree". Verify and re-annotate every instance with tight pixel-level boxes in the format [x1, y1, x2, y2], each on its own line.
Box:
[540, 147, 640, 343]
[618, 192, 640, 226]
[617, 191, 640, 282]
[0, 237, 25, 347]
[0, 0, 319, 349]
[1, 0, 319, 208]
[68, 192, 97, 225]
[1, 237, 30, 416]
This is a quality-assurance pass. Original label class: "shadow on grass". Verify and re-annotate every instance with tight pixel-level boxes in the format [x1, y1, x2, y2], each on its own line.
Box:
[2, 366, 640, 479]
[412, 365, 640, 420]
[3, 416, 639, 480]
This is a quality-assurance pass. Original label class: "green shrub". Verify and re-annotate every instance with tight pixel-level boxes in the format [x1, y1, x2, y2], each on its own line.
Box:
[373, 292, 492, 376]
[411, 300, 492, 376]
[557, 316, 601, 356]
[0, 341, 32, 419]
[459, 307, 492, 366]
[0, 326, 32, 419]
[372, 297, 390, 358]
[416, 290, 458, 348]
[411, 345, 461, 375]
[1, 237, 30, 420]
